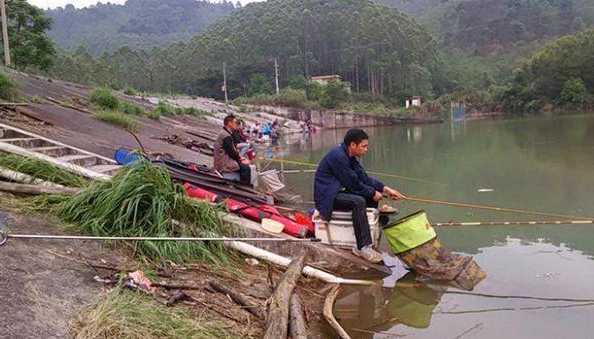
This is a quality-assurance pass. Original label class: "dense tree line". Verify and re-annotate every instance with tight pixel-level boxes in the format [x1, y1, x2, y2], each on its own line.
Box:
[380, 0, 594, 55]
[501, 29, 594, 112]
[45, 0, 236, 55]
[48, 0, 441, 102]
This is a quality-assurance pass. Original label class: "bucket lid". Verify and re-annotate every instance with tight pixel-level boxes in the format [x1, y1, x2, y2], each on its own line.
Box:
[261, 218, 284, 234]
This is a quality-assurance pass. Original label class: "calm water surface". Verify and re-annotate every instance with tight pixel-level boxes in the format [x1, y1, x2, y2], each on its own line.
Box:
[276, 114, 594, 338]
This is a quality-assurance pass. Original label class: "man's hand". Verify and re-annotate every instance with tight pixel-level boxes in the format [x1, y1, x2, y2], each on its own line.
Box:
[240, 157, 251, 165]
[373, 191, 383, 202]
[384, 186, 407, 200]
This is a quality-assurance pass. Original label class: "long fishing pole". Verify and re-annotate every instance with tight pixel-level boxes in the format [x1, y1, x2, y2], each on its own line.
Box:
[432, 219, 594, 227]
[260, 157, 445, 185]
[405, 196, 592, 220]
[0, 231, 320, 246]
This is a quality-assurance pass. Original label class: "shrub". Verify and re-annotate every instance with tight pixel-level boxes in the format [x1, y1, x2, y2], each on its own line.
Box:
[120, 101, 145, 115]
[153, 101, 176, 117]
[288, 75, 307, 90]
[559, 78, 587, 105]
[249, 73, 273, 96]
[90, 87, 120, 110]
[0, 72, 17, 101]
[123, 86, 137, 96]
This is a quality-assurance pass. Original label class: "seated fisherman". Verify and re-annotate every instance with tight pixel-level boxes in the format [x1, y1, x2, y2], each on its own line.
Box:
[314, 128, 406, 263]
[214, 114, 252, 185]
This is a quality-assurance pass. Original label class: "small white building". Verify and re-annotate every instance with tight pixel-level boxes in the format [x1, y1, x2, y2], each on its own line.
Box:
[405, 96, 423, 108]
[311, 75, 341, 85]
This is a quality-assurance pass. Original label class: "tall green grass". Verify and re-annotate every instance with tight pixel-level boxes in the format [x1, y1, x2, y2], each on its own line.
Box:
[0, 154, 88, 187]
[58, 161, 236, 264]
[0, 72, 17, 101]
[72, 288, 232, 339]
[95, 110, 139, 131]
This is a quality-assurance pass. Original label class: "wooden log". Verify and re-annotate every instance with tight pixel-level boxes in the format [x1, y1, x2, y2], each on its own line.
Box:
[208, 280, 266, 320]
[0, 166, 65, 188]
[289, 293, 308, 339]
[323, 284, 351, 339]
[263, 252, 307, 339]
[0, 181, 80, 195]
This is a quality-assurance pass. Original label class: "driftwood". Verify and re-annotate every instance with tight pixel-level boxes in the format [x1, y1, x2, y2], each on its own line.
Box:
[323, 284, 351, 339]
[0, 181, 80, 195]
[289, 293, 308, 339]
[208, 280, 266, 320]
[263, 252, 307, 339]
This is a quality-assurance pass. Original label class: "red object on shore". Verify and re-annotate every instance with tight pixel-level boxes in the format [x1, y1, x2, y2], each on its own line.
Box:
[183, 183, 218, 203]
[184, 182, 313, 238]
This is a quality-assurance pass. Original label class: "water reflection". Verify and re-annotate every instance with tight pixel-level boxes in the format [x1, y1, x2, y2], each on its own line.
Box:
[335, 273, 447, 338]
[281, 115, 594, 256]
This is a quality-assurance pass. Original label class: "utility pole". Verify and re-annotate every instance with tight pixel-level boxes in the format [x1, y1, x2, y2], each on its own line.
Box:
[222, 62, 228, 104]
[274, 57, 280, 95]
[0, 0, 10, 68]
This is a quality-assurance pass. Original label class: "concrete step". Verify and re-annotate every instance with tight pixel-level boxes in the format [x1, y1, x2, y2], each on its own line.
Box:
[56, 154, 100, 167]
[29, 146, 76, 157]
[0, 137, 52, 148]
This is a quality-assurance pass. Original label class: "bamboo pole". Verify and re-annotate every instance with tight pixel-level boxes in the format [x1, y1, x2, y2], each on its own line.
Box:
[0, 181, 80, 195]
[0, 166, 65, 188]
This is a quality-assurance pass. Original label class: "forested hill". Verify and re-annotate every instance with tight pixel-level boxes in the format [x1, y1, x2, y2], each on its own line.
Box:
[378, 0, 594, 55]
[45, 0, 237, 55]
[173, 0, 437, 98]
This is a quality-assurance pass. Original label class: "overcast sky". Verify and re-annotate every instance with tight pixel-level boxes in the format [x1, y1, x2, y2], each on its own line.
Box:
[28, 0, 262, 10]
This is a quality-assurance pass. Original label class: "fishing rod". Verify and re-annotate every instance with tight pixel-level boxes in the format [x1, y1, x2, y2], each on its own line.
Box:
[0, 231, 321, 247]
[432, 219, 594, 227]
[405, 196, 592, 220]
[260, 157, 445, 185]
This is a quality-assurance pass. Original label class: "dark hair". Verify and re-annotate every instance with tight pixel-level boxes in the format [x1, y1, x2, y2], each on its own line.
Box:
[344, 128, 368, 146]
[223, 114, 236, 126]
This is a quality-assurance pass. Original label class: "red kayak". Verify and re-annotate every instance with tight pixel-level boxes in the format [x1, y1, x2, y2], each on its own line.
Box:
[184, 183, 314, 238]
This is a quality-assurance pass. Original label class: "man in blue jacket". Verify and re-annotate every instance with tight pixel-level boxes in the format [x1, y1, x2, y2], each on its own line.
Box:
[314, 129, 406, 263]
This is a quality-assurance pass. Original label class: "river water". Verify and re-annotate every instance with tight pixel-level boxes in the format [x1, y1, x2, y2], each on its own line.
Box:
[277, 114, 594, 338]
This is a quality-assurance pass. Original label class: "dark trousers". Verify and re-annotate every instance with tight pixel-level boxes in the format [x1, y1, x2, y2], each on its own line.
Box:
[238, 164, 251, 186]
[333, 192, 378, 249]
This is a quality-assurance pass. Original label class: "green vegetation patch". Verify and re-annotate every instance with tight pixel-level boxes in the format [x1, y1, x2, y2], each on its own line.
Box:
[120, 101, 145, 116]
[0, 72, 18, 101]
[90, 87, 120, 110]
[0, 154, 88, 187]
[72, 288, 232, 339]
[95, 110, 139, 131]
[58, 160, 236, 264]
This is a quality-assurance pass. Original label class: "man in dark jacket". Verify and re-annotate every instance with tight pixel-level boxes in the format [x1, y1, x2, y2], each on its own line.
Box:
[314, 128, 406, 263]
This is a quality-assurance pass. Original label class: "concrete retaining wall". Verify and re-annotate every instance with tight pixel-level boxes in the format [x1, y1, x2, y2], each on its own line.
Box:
[253, 105, 402, 129]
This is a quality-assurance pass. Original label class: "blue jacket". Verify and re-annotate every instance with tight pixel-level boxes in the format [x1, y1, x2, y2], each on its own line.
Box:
[314, 143, 385, 221]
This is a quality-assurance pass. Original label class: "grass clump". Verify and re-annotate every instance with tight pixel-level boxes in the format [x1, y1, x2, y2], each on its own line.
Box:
[72, 288, 232, 339]
[95, 110, 139, 131]
[149, 102, 210, 119]
[90, 87, 120, 110]
[123, 86, 137, 96]
[120, 101, 145, 116]
[58, 160, 236, 264]
[0, 72, 17, 101]
[0, 154, 88, 187]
